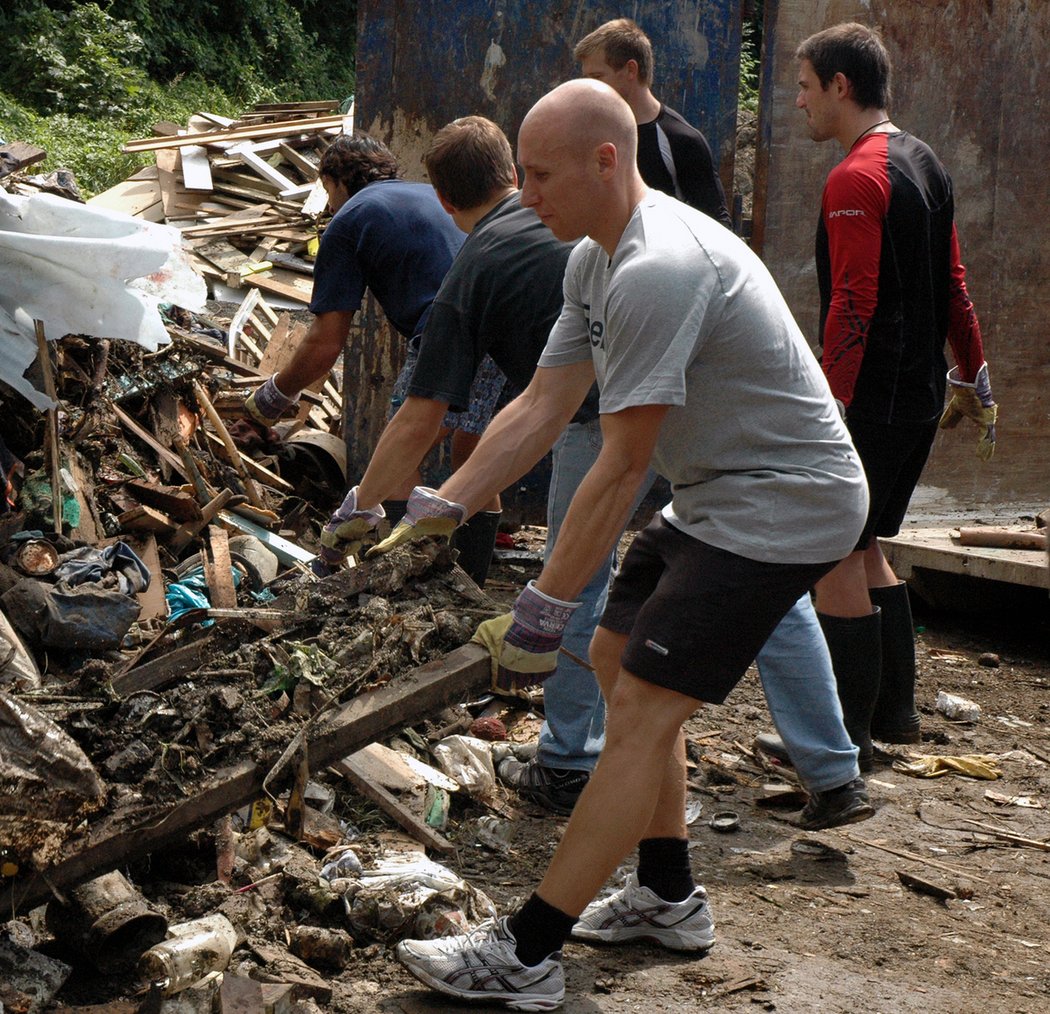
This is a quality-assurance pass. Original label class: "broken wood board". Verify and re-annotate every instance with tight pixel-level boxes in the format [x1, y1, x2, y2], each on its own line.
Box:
[2, 642, 491, 915]
[204, 526, 238, 609]
[110, 634, 215, 697]
[244, 268, 314, 305]
[122, 114, 348, 152]
[333, 752, 454, 853]
[86, 165, 163, 221]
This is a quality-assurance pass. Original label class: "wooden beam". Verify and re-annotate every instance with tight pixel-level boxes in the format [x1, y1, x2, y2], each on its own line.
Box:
[111, 635, 215, 697]
[122, 115, 348, 152]
[1, 643, 490, 915]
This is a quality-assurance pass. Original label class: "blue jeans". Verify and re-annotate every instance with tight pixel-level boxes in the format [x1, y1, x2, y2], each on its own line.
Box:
[538, 419, 654, 772]
[755, 593, 860, 792]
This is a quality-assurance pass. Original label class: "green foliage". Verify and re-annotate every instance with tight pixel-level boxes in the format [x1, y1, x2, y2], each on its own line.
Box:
[739, 11, 762, 115]
[0, 0, 356, 197]
[8, 2, 148, 117]
[107, 0, 356, 103]
[0, 77, 259, 196]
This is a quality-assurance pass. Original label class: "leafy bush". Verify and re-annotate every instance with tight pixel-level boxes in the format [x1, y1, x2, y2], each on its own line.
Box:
[0, 77, 265, 196]
[8, 2, 149, 117]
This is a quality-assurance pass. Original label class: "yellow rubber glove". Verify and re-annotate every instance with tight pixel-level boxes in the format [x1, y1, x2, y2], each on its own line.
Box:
[366, 486, 466, 557]
[938, 363, 997, 461]
[471, 581, 580, 692]
[312, 486, 385, 575]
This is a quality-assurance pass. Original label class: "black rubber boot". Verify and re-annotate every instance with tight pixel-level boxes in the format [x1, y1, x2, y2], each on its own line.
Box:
[868, 582, 921, 743]
[451, 510, 502, 588]
[818, 609, 882, 773]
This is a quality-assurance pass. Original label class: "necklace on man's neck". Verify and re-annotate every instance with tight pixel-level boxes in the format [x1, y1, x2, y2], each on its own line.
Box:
[850, 118, 892, 150]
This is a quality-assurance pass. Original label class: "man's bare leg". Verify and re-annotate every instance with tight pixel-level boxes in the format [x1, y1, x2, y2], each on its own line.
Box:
[536, 626, 696, 916]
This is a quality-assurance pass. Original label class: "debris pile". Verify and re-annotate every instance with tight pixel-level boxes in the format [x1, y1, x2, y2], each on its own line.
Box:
[94, 101, 352, 308]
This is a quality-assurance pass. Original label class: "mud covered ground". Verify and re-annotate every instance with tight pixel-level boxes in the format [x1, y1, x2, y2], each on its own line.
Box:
[327, 543, 1050, 1014]
[25, 530, 1050, 1014]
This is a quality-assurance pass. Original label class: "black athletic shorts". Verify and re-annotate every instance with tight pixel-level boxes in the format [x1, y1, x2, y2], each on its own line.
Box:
[847, 416, 939, 549]
[599, 516, 835, 704]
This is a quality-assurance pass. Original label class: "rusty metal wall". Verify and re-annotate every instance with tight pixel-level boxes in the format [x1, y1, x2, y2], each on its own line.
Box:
[754, 0, 1050, 513]
[346, 1, 743, 509]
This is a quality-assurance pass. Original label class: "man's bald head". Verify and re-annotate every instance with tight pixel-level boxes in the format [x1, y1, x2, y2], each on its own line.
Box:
[520, 78, 638, 166]
[517, 79, 647, 252]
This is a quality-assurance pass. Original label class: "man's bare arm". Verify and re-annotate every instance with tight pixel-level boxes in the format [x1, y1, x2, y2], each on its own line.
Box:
[274, 310, 354, 394]
[536, 402, 667, 602]
[356, 395, 450, 508]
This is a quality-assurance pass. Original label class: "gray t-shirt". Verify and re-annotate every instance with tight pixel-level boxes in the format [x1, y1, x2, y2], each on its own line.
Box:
[538, 189, 868, 564]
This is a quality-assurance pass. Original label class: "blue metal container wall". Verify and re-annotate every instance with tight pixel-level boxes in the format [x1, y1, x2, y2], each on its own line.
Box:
[357, 1, 741, 186]
[347, 2, 742, 516]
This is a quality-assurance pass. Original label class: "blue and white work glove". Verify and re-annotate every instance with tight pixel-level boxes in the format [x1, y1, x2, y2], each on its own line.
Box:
[366, 486, 467, 557]
[246, 375, 299, 427]
[312, 486, 385, 576]
[472, 580, 581, 692]
[938, 362, 997, 461]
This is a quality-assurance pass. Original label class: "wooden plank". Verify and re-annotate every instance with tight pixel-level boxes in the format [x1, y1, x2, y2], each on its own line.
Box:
[278, 143, 320, 180]
[0, 140, 47, 175]
[204, 527, 238, 609]
[110, 403, 185, 476]
[230, 143, 299, 192]
[880, 528, 1050, 591]
[122, 115, 348, 152]
[332, 755, 454, 853]
[169, 488, 235, 554]
[111, 635, 215, 697]
[245, 269, 313, 305]
[180, 143, 213, 191]
[201, 431, 294, 492]
[86, 169, 164, 219]
[2, 643, 490, 915]
[124, 481, 202, 523]
[117, 504, 179, 534]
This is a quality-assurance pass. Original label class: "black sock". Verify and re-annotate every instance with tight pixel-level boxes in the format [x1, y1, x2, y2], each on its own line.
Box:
[637, 837, 695, 902]
[508, 893, 576, 966]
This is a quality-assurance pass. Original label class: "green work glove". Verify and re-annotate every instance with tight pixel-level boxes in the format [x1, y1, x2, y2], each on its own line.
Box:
[938, 363, 997, 461]
[246, 374, 299, 426]
[366, 486, 467, 557]
[312, 486, 385, 575]
[472, 580, 581, 692]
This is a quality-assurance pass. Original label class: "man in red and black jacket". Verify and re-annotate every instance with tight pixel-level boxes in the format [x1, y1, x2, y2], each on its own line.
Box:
[792, 21, 997, 765]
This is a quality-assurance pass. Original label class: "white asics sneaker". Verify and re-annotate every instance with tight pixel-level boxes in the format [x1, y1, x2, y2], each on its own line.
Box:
[396, 916, 565, 1012]
[571, 872, 715, 952]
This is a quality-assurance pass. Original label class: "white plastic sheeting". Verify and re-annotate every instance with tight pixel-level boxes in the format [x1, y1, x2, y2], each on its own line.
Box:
[0, 190, 206, 409]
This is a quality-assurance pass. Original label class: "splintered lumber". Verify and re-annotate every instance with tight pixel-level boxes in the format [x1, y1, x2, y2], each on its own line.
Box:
[194, 381, 266, 508]
[122, 114, 347, 152]
[2, 643, 491, 915]
[111, 634, 216, 697]
[111, 402, 186, 476]
[333, 754, 454, 853]
[117, 504, 179, 535]
[0, 140, 47, 176]
[204, 526, 238, 609]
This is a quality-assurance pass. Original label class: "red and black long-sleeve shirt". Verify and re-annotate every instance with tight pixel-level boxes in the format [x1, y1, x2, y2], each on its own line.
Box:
[816, 130, 985, 424]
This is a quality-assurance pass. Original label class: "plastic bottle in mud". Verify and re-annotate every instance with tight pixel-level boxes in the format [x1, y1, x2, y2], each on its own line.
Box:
[136, 912, 240, 996]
